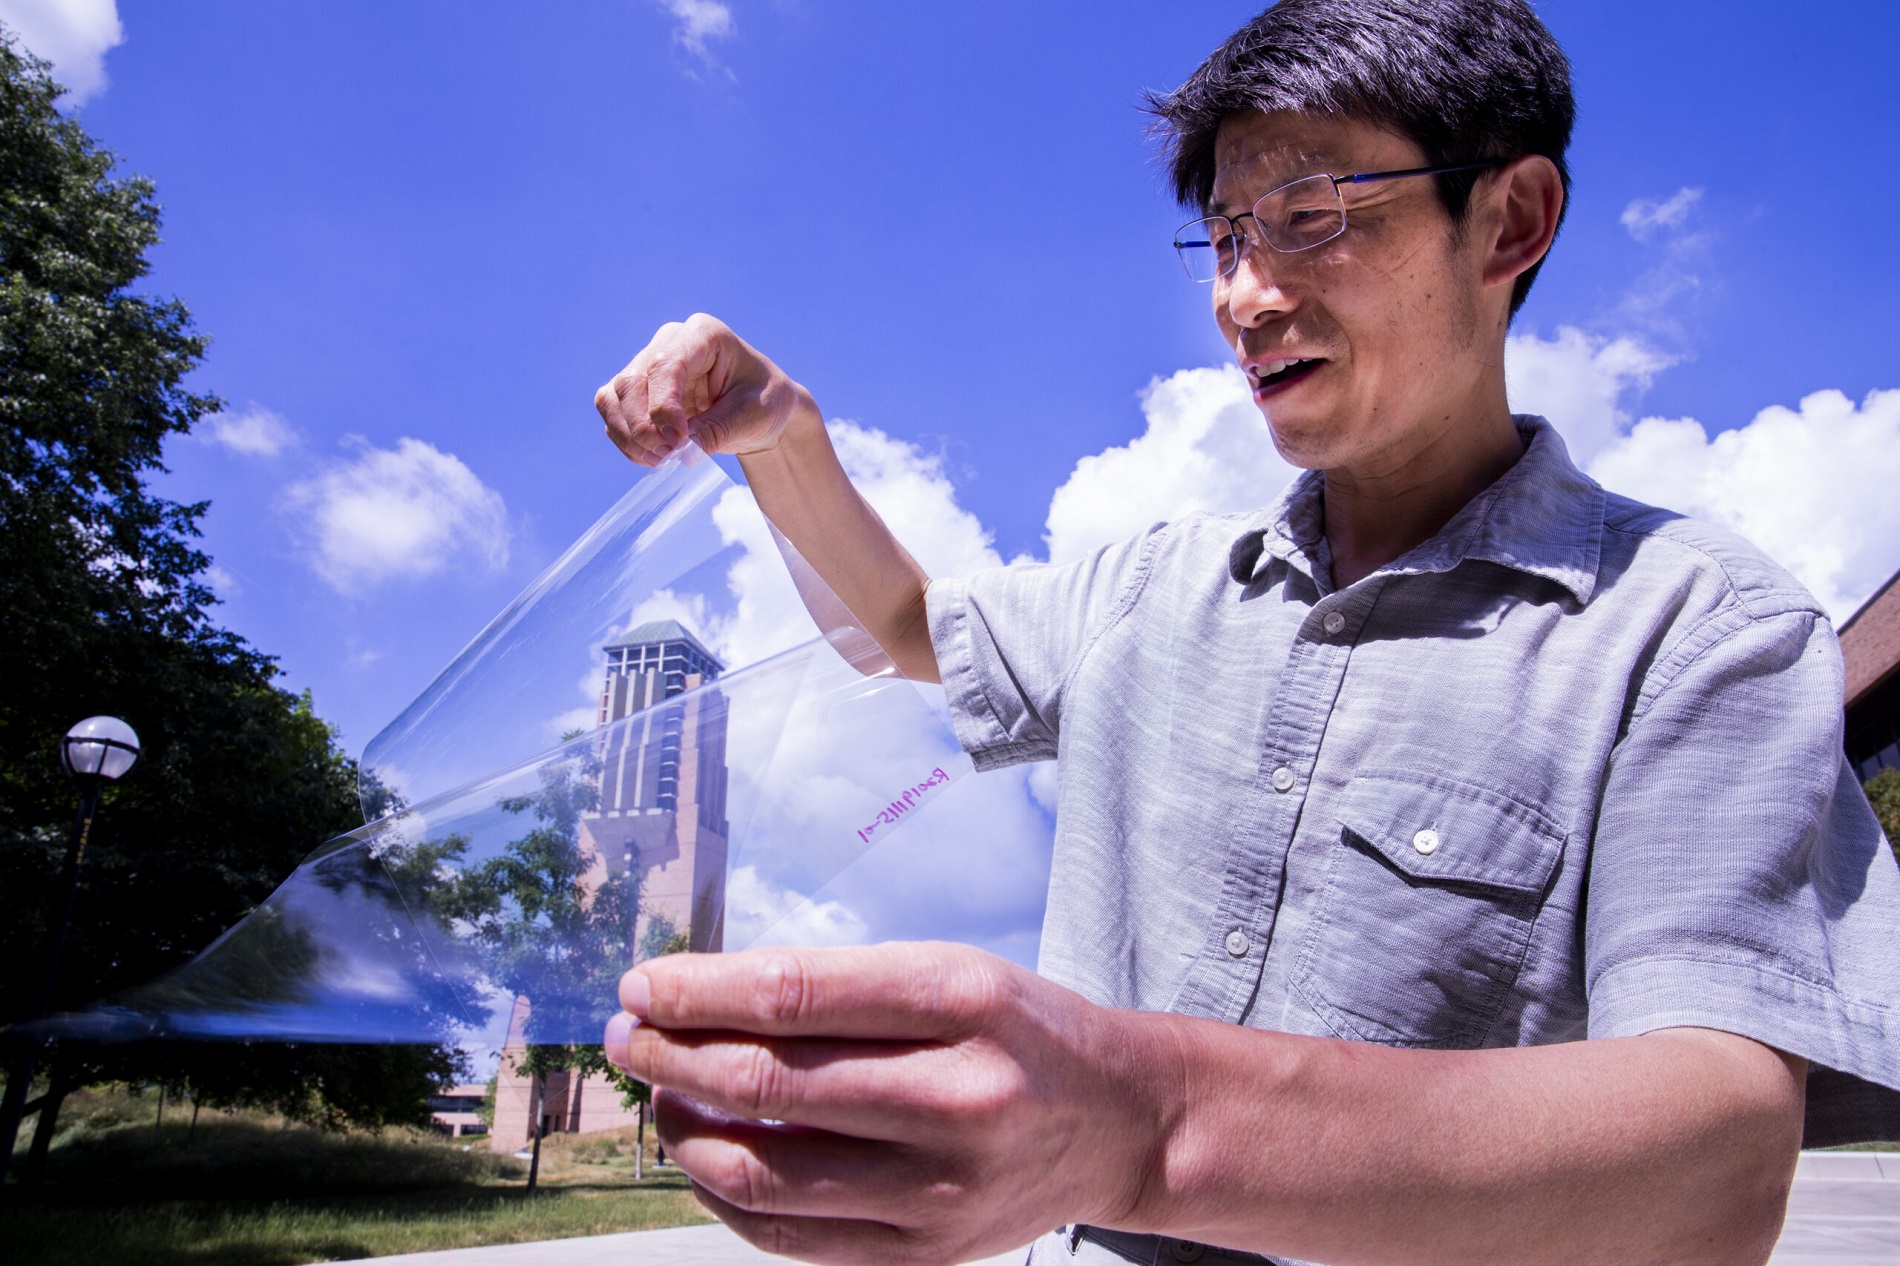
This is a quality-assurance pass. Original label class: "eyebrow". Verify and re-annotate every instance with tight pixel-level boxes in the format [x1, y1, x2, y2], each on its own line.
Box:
[1207, 146, 1339, 215]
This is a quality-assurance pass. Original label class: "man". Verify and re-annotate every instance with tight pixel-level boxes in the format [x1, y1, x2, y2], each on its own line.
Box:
[595, 2, 1900, 1263]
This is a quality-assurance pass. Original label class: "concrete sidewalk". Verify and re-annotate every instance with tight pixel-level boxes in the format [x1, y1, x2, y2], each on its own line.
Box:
[347, 1152, 1900, 1266]
[355, 1224, 1029, 1266]
[1771, 1151, 1900, 1265]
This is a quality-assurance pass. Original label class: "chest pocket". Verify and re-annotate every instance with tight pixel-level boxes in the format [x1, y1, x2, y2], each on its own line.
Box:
[1290, 770, 1565, 1049]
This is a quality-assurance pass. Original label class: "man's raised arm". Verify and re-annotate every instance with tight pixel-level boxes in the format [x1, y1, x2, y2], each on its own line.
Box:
[595, 313, 939, 682]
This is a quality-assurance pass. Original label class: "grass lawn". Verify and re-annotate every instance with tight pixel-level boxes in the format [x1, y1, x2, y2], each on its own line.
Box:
[2, 1087, 712, 1264]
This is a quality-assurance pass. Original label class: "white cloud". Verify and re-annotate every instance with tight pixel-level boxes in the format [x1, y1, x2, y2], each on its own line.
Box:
[656, 0, 733, 62]
[202, 562, 241, 597]
[1621, 187, 1703, 242]
[833, 422, 1002, 579]
[1587, 389, 1900, 623]
[344, 644, 383, 671]
[281, 437, 510, 594]
[1044, 365, 1299, 565]
[1505, 326, 1675, 465]
[1026, 760, 1058, 816]
[724, 865, 869, 950]
[1505, 320, 1900, 622]
[691, 420, 1005, 671]
[0, 0, 123, 104]
[201, 406, 298, 458]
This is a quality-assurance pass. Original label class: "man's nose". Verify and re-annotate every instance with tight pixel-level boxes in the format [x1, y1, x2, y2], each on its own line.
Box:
[1219, 247, 1295, 329]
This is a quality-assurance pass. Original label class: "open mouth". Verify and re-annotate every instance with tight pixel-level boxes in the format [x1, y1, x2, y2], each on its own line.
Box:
[1251, 357, 1325, 394]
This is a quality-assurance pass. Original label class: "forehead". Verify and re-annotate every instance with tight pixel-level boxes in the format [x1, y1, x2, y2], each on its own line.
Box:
[1208, 110, 1423, 210]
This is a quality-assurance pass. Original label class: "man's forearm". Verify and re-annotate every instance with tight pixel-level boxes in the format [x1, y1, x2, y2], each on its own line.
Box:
[736, 401, 939, 682]
[1117, 1015, 1806, 1266]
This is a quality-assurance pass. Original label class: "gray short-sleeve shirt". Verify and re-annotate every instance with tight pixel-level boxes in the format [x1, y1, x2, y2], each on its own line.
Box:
[926, 416, 1900, 1153]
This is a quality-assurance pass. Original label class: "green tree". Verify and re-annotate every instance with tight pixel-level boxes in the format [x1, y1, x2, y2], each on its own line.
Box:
[446, 755, 647, 1191]
[1866, 768, 1900, 867]
[0, 29, 451, 1171]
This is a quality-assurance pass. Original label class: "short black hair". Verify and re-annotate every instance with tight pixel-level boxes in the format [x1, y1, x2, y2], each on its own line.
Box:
[1147, 0, 1574, 315]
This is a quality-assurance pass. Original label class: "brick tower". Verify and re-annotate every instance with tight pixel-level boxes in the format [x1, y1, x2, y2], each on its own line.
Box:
[491, 620, 729, 1151]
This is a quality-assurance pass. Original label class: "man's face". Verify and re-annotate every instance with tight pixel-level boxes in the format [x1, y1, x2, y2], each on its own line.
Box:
[1209, 110, 1495, 477]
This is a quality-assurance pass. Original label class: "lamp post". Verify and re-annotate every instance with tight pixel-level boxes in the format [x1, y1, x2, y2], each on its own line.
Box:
[0, 717, 140, 1192]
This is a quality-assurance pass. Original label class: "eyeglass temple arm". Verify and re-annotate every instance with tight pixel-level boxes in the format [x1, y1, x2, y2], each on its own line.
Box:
[1338, 159, 1507, 186]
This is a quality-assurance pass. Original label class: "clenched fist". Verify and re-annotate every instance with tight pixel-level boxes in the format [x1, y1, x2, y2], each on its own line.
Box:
[596, 313, 820, 466]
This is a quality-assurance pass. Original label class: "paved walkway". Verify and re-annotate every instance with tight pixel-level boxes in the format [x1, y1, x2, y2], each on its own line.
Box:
[1771, 1152, 1900, 1265]
[357, 1224, 1028, 1266]
[350, 1153, 1900, 1266]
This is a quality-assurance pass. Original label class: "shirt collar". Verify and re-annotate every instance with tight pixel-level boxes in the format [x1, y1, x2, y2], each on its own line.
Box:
[1227, 416, 1606, 604]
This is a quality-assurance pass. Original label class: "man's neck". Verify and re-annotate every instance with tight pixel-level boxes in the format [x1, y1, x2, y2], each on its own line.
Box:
[1320, 396, 1527, 591]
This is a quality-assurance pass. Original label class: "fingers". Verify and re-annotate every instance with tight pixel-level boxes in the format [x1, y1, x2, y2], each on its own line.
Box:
[688, 1180, 929, 1266]
[631, 943, 1028, 1042]
[623, 1024, 1007, 1140]
[594, 315, 730, 465]
[654, 1090, 946, 1223]
[596, 356, 666, 466]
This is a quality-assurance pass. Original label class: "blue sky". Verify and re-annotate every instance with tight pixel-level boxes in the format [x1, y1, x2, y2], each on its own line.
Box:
[11, 0, 1900, 760]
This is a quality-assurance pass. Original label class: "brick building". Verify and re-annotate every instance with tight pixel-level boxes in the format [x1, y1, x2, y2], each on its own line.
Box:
[1844, 569, 1900, 783]
[490, 620, 729, 1152]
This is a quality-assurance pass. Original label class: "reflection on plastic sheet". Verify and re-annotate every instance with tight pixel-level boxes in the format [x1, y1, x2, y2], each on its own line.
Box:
[28, 445, 970, 1049]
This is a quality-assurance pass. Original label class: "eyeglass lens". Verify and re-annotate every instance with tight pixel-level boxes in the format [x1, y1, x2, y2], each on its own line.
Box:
[1174, 174, 1348, 282]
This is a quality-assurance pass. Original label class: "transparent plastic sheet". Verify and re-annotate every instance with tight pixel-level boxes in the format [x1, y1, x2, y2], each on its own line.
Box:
[40, 639, 968, 1048]
[24, 445, 975, 1057]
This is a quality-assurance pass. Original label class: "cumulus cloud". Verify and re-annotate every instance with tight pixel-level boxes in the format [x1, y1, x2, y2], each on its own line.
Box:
[281, 437, 509, 594]
[833, 422, 1002, 578]
[201, 562, 241, 598]
[1044, 365, 1298, 565]
[692, 420, 1005, 670]
[1587, 389, 1900, 622]
[725, 865, 869, 950]
[1621, 187, 1703, 242]
[655, 0, 733, 64]
[0, 0, 123, 104]
[1507, 323, 1900, 620]
[1505, 326, 1674, 465]
[201, 406, 298, 458]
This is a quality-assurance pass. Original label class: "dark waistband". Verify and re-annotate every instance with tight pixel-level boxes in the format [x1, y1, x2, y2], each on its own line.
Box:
[1067, 1224, 1286, 1265]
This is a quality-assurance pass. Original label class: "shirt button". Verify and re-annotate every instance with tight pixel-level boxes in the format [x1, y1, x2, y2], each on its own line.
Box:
[1170, 1242, 1206, 1263]
[1413, 828, 1440, 855]
[1224, 928, 1250, 958]
[1270, 765, 1296, 793]
[1323, 611, 1347, 635]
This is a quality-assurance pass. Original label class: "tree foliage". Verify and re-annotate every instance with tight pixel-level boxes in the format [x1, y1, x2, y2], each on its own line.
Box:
[446, 757, 645, 1098]
[1866, 768, 1900, 867]
[0, 30, 450, 1131]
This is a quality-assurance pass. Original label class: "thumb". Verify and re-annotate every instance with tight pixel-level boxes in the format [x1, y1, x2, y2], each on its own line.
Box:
[686, 382, 766, 456]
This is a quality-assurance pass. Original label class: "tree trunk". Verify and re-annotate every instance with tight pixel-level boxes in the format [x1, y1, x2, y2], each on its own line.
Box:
[20, 1059, 73, 1186]
[526, 1072, 544, 1194]
[634, 1100, 644, 1180]
[154, 1083, 166, 1133]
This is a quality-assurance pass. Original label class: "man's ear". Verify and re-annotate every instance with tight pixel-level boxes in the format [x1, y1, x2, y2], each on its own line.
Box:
[1479, 155, 1564, 294]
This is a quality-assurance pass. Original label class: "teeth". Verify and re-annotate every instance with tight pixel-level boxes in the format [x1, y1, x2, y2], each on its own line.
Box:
[1256, 357, 1308, 382]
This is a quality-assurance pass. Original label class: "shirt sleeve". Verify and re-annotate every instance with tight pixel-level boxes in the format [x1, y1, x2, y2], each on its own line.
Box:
[1584, 603, 1900, 1145]
[925, 527, 1162, 773]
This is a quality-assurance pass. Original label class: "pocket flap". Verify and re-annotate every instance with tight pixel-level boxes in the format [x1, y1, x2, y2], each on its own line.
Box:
[1335, 771, 1565, 895]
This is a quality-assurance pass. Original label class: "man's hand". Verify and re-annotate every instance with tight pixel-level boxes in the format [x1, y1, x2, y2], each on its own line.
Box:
[606, 943, 1808, 1266]
[596, 313, 819, 466]
[604, 943, 1170, 1265]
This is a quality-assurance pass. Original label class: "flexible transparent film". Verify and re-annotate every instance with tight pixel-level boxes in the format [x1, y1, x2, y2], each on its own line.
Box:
[23, 441, 983, 1051]
[37, 637, 969, 1047]
[357, 442, 893, 822]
